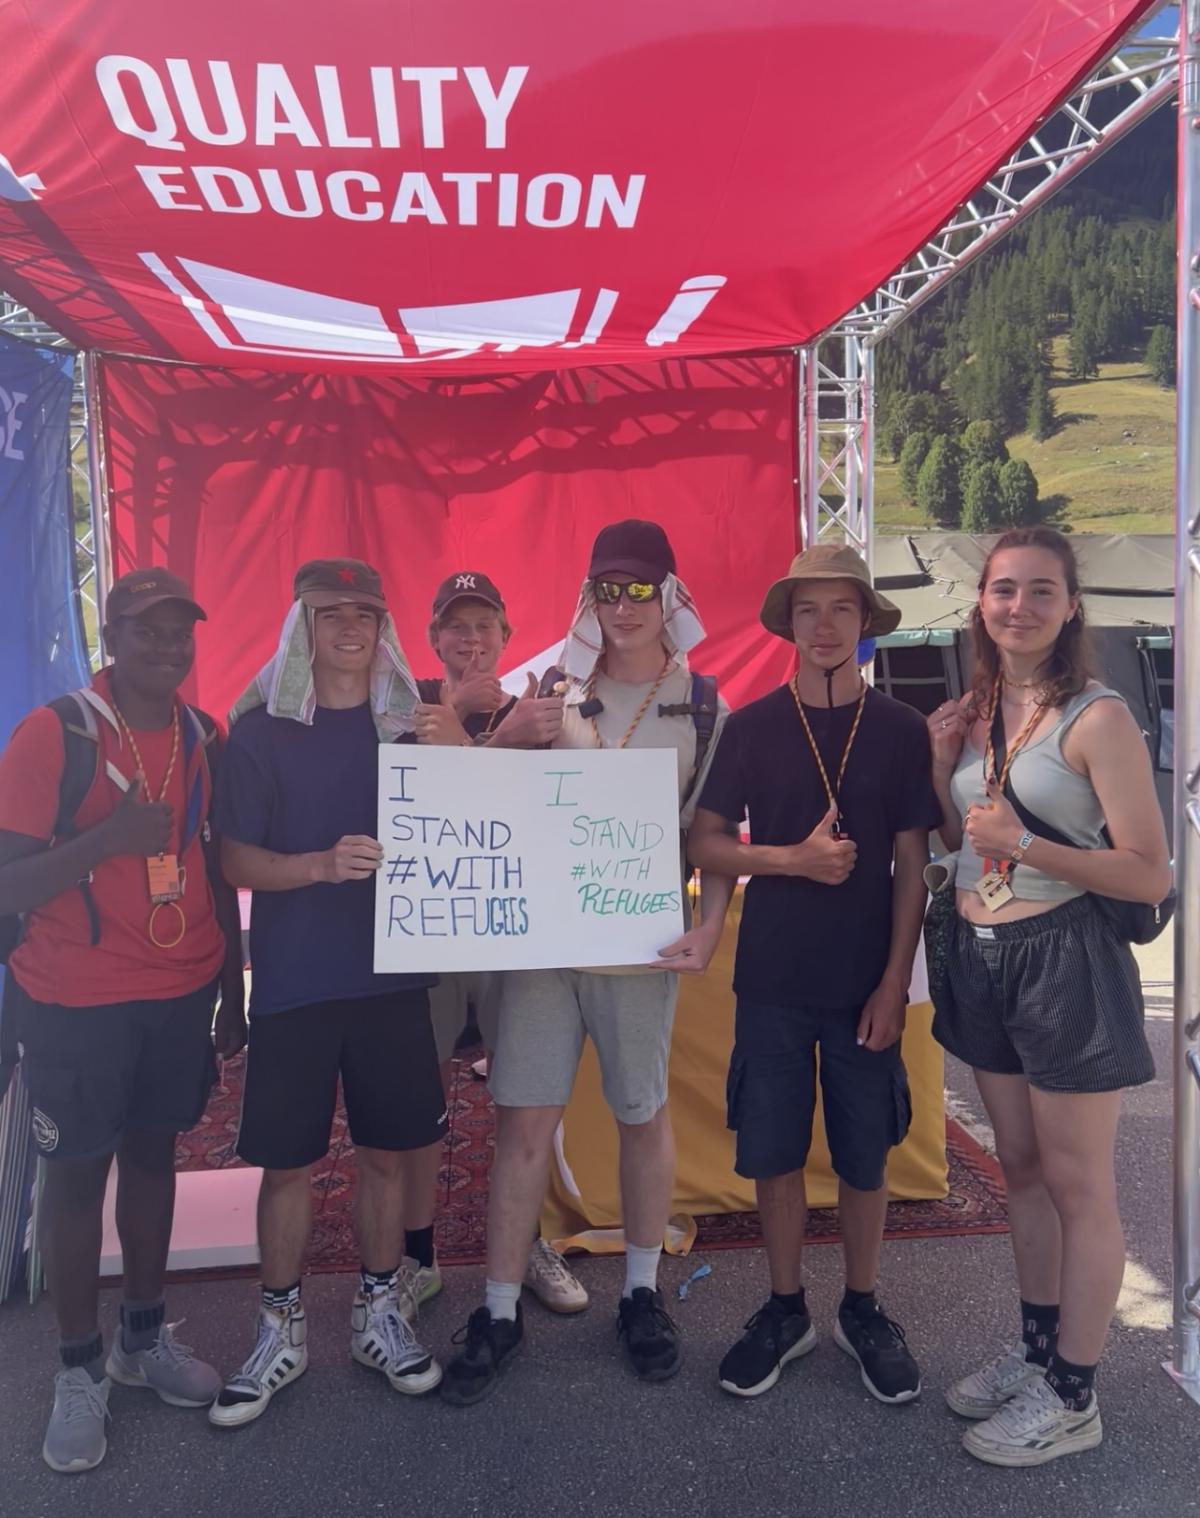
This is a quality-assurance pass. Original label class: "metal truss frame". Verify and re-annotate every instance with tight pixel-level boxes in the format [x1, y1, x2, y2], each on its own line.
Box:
[0, 298, 105, 668]
[801, 4, 1180, 554]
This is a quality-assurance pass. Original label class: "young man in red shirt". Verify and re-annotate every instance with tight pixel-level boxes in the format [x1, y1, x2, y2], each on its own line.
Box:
[0, 569, 245, 1473]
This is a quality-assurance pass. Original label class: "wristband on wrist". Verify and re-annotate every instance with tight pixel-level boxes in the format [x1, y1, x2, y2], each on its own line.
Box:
[1009, 829, 1035, 864]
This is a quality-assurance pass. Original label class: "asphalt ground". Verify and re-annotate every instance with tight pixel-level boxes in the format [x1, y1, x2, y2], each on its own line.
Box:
[0, 931, 1192, 1518]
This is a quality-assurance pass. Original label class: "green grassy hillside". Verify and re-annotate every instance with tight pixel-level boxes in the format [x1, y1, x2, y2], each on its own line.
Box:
[876, 339, 1175, 535]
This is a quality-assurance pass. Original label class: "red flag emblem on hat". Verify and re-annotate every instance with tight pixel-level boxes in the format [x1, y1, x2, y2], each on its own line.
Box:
[337, 567, 356, 583]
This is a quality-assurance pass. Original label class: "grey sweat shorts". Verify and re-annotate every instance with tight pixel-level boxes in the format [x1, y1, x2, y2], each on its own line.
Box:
[428, 972, 503, 1065]
[489, 968, 678, 1124]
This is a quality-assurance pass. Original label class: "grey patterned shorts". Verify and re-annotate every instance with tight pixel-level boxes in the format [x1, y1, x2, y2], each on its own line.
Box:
[932, 894, 1154, 1093]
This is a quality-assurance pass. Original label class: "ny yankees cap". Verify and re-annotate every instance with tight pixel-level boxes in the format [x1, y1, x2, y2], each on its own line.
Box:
[432, 571, 506, 619]
[293, 558, 388, 611]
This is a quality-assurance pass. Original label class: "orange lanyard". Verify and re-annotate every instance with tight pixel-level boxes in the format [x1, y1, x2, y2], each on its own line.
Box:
[588, 661, 674, 750]
[790, 677, 867, 836]
[981, 677, 1045, 875]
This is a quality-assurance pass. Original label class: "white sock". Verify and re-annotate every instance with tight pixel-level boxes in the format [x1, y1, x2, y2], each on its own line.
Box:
[485, 1279, 521, 1322]
[623, 1243, 662, 1299]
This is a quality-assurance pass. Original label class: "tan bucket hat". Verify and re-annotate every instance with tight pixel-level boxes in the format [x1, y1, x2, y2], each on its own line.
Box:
[759, 543, 902, 641]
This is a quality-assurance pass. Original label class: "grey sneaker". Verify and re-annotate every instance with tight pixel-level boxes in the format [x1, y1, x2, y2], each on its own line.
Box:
[106, 1321, 222, 1408]
[42, 1369, 110, 1473]
[945, 1342, 1044, 1420]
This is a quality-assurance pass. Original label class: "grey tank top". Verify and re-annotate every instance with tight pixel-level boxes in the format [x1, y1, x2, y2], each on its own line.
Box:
[949, 685, 1121, 903]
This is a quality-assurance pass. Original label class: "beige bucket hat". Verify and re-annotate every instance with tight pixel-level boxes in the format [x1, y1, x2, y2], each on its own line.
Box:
[759, 543, 902, 641]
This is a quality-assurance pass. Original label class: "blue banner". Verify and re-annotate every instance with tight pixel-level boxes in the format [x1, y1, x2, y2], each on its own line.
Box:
[0, 331, 86, 745]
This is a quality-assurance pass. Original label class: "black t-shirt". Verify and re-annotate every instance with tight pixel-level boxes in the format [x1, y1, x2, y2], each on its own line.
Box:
[698, 684, 941, 1009]
[416, 678, 517, 742]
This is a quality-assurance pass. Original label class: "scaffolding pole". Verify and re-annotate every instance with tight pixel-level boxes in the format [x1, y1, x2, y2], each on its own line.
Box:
[1168, 0, 1200, 1408]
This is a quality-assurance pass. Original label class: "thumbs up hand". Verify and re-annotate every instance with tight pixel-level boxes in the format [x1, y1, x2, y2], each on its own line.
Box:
[783, 800, 857, 885]
[413, 691, 470, 747]
[101, 773, 173, 857]
[490, 670, 565, 748]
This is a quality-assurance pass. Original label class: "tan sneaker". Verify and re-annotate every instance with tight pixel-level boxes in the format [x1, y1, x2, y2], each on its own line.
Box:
[398, 1255, 442, 1319]
[523, 1238, 589, 1313]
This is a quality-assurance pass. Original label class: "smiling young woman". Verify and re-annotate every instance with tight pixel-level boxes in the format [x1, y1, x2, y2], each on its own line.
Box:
[926, 526, 1171, 1468]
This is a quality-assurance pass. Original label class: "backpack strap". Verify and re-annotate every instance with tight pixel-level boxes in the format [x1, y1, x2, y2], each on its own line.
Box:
[46, 692, 104, 946]
[663, 673, 719, 809]
[179, 704, 219, 853]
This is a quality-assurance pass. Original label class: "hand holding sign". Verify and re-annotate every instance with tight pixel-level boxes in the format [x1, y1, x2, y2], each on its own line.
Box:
[321, 834, 383, 883]
[786, 801, 856, 885]
[491, 672, 564, 748]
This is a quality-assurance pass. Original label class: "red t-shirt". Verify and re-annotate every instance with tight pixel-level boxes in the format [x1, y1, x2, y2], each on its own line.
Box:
[0, 680, 226, 1008]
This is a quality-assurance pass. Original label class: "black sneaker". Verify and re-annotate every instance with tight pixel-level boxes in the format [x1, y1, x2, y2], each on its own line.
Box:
[834, 1298, 921, 1404]
[718, 1296, 818, 1398]
[617, 1288, 681, 1382]
[439, 1305, 523, 1406]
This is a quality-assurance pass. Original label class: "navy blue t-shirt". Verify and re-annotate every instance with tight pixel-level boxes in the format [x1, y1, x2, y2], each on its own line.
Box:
[213, 703, 434, 1016]
[699, 685, 941, 1010]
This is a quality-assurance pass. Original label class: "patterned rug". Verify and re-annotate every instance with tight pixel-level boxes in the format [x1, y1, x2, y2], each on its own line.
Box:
[177, 1054, 1007, 1275]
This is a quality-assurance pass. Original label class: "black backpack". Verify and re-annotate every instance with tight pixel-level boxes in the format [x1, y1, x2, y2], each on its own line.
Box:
[0, 690, 219, 964]
[536, 666, 719, 807]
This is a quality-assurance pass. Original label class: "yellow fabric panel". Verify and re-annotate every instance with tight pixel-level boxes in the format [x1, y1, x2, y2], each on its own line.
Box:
[541, 889, 948, 1248]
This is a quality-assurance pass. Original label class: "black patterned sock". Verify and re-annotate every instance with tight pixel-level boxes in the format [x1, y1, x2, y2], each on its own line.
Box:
[262, 1280, 301, 1314]
[60, 1331, 106, 1383]
[360, 1265, 398, 1297]
[405, 1226, 435, 1270]
[1020, 1299, 1059, 1368]
[1045, 1352, 1096, 1410]
[120, 1296, 165, 1354]
[771, 1289, 807, 1320]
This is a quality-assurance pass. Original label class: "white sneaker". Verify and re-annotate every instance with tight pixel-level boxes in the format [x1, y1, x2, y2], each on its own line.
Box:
[106, 1321, 222, 1408]
[399, 1254, 443, 1315]
[42, 1369, 110, 1473]
[523, 1238, 589, 1314]
[963, 1376, 1102, 1466]
[945, 1342, 1044, 1419]
[208, 1304, 308, 1429]
[350, 1287, 442, 1395]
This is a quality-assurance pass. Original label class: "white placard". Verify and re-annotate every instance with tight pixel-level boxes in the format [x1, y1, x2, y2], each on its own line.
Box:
[373, 746, 684, 972]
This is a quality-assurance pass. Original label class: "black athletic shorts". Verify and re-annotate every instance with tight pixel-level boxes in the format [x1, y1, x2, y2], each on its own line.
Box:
[235, 990, 447, 1170]
[11, 976, 218, 1162]
[933, 894, 1154, 1093]
[726, 998, 912, 1190]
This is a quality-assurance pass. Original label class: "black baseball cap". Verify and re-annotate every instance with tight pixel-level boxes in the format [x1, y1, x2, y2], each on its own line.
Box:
[106, 568, 206, 622]
[588, 520, 676, 583]
[293, 559, 387, 611]
[432, 571, 506, 619]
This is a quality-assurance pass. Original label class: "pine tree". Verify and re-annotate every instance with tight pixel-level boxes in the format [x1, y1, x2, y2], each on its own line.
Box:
[961, 459, 1003, 532]
[1145, 323, 1175, 388]
[1026, 369, 1056, 441]
[898, 430, 932, 503]
[960, 420, 1009, 469]
[916, 435, 964, 527]
[998, 458, 1039, 527]
[1068, 301, 1100, 380]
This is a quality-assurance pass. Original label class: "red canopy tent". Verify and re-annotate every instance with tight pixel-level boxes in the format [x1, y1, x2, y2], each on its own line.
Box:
[0, 0, 1158, 711]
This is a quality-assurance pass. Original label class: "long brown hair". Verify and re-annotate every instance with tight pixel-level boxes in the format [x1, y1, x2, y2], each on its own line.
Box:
[968, 527, 1092, 714]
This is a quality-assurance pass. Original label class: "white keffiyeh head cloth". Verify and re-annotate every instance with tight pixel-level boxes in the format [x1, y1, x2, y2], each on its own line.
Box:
[558, 520, 706, 692]
[229, 558, 420, 738]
